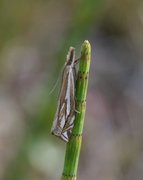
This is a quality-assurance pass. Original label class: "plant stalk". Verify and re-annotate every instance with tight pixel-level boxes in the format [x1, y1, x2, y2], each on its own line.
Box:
[61, 40, 91, 180]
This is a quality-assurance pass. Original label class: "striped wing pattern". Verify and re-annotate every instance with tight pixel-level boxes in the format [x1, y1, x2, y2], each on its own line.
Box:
[51, 48, 75, 142]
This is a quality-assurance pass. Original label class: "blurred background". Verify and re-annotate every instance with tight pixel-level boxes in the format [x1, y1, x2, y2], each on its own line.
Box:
[0, 0, 143, 179]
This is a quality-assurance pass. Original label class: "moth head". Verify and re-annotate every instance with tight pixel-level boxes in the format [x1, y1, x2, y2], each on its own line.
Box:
[66, 47, 75, 66]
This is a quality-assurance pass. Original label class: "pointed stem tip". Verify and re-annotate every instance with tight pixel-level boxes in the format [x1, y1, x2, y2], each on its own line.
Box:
[81, 40, 91, 56]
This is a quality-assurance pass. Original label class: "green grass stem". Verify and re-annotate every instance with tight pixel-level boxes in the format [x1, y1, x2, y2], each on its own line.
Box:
[61, 40, 91, 180]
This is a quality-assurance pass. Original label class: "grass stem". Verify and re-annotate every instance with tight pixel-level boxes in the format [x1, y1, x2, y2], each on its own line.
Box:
[61, 40, 91, 180]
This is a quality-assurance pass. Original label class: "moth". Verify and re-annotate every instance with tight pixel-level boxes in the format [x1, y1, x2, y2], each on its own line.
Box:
[51, 47, 77, 142]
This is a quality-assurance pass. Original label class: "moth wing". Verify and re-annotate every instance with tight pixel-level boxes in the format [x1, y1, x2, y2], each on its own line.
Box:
[61, 68, 75, 141]
[51, 47, 76, 142]
[51, 67, 69, 136]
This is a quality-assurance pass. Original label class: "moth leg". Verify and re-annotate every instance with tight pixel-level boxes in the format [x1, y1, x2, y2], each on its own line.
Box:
[75, 109, 80, 114]
[74, 57, 80, 65]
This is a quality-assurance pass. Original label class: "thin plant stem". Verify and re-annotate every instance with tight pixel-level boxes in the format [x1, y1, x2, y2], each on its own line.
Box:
[61, 40, 91, 180]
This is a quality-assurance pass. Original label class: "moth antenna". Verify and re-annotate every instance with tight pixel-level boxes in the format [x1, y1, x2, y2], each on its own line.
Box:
[49, 48, 77, 96]
[48, 70, 62, 96]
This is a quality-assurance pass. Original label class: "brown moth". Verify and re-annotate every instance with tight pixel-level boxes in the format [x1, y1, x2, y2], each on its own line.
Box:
[51, 47, 76, 142]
